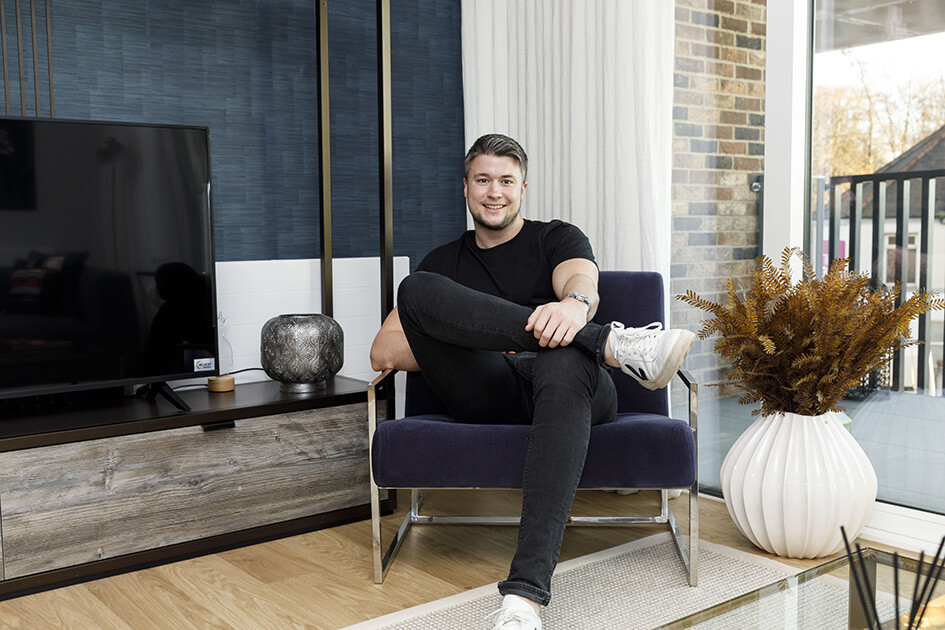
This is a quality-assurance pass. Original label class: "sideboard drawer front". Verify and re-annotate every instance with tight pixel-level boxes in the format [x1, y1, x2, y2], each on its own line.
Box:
[0, 403, 368, 579]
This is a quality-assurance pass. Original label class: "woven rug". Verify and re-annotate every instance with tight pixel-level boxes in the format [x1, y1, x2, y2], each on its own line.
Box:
[342, 532, 801, 629]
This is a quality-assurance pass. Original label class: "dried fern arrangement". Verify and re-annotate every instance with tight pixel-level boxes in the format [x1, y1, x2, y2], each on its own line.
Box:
[677, 247, 945, 417]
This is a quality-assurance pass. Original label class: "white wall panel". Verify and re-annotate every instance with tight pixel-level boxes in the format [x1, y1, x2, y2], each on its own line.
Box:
[209, 257, 409, 386]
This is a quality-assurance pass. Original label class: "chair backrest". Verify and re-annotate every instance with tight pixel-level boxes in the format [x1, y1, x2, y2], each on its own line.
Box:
[405, 270, 669, 417]
[594, 271, 669, 416]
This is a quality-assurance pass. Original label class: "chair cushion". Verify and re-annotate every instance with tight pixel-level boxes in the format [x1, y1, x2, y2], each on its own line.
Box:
[372, 412, 696, 490]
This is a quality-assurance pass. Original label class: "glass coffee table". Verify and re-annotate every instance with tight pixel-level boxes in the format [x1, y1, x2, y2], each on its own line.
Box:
[658, 548, 945, 629]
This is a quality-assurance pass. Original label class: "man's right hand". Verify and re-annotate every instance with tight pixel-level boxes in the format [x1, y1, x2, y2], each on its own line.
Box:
[525, 298, 590, 348]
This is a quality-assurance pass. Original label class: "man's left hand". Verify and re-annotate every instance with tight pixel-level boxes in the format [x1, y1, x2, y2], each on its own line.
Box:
[525, 299, 590, 348]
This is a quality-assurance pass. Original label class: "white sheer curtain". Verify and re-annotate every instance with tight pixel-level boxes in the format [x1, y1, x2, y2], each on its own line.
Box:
[461, 0, 673, 276]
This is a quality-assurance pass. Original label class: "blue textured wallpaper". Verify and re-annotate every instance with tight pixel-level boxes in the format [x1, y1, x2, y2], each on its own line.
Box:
[390, 1, 468, 265]
[1, 0, 465, 266]
[330, 0, 467, 268]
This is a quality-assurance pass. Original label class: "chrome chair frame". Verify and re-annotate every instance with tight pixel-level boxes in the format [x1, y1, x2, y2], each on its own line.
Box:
[367, 367, 699, 586]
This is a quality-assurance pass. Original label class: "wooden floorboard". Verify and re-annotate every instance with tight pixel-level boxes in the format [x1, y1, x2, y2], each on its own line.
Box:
[0, 489, 902, 629]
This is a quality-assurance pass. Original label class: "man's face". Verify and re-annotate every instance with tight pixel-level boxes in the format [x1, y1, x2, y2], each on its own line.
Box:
[464, 154, 527, 233]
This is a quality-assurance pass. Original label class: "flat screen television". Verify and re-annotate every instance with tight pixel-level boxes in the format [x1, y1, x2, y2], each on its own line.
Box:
[0, 117, 217, 411]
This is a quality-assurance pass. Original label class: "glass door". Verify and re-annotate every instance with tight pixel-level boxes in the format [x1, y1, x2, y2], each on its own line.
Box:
[811, 0, 945, 515]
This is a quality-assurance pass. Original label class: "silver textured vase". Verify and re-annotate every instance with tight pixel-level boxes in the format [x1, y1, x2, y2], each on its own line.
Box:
[260, 314, 344, 392]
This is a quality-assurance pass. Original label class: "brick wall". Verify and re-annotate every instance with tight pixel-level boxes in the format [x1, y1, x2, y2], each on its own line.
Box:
[671, 0, 766, 391]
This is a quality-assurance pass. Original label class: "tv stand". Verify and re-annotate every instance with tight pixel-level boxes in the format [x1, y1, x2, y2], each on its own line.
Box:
[0, 376, 381, 600]
[137, 381, 191, 412]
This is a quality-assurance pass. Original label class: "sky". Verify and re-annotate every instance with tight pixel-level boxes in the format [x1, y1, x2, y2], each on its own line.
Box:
[814, 31, 945, 90]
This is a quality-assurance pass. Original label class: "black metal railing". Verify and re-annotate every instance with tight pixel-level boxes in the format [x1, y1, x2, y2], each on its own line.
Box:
[811, 169, 945, 394]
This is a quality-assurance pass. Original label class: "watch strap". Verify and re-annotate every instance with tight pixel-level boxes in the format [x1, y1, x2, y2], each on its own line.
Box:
[564, 292, 592, 308]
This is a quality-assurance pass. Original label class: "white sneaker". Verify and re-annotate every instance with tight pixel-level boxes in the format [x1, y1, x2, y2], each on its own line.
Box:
[609, 322, 695, 390]
[487, 596, 542, 630]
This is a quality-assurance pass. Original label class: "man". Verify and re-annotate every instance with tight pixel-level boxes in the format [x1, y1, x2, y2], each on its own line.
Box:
[370, 134, 693, 630]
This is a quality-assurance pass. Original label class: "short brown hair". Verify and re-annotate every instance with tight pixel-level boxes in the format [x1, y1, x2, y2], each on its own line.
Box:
[464, 134, 528, 182]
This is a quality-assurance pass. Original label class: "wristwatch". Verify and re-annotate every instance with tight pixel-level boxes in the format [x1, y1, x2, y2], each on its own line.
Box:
[564, 292, 592, 308]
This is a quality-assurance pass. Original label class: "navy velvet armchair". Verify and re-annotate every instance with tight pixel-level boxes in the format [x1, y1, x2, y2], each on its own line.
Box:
[367, 271, 698, 586]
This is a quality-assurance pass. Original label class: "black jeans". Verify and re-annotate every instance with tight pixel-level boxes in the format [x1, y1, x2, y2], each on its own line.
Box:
[397, 272, 618, 606]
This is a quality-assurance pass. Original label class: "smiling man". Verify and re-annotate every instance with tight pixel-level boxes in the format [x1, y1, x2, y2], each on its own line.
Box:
[465, 152, 528, 239]
[370, 134, 694, 630]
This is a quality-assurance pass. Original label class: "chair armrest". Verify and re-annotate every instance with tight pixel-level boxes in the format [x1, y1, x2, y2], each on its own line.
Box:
[675, 368, 695, 389]
[368, 368, 398, 436]
[369, 367, 398, 392]
[674, 368, 698, 435]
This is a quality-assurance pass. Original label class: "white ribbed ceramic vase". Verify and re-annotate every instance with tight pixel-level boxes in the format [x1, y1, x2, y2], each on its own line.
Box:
[720, 411, 877, 558]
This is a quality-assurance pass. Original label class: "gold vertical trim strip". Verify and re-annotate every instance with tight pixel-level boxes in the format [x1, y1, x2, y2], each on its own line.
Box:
[1, 0, 9, 115]
[44, 0, 52, 116]
[316, 0, 333, 317]
[377, 0, 393, 320]
[29, 0, 37, 115]
[14, 0, 24, 115]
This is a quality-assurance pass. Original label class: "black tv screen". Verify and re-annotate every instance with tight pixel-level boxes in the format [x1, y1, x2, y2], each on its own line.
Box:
[0, 117, 217, 402]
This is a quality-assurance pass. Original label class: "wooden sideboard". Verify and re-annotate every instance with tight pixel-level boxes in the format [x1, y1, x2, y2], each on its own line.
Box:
[0, 376, 379, 599]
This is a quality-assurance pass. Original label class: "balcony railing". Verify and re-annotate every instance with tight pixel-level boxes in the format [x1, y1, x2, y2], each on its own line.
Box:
[811, 169, 945, 394]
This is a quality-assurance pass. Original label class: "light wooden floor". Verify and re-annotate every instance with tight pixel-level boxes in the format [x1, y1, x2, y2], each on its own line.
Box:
[0, 489, 898, 629]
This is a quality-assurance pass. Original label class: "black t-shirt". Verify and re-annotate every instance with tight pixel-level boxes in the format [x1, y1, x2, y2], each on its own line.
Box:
[416, 219, 596, 307]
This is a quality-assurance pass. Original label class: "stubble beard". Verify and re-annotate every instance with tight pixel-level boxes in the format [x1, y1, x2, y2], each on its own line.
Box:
[470, 204, 520, 232]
